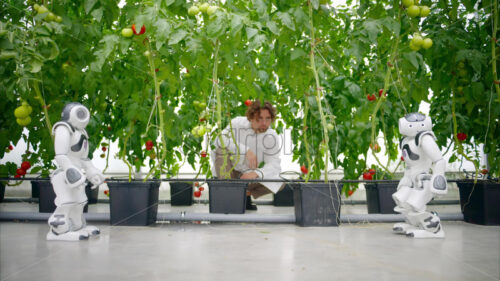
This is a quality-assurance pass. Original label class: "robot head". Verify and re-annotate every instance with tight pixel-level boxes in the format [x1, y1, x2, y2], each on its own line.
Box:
[398, 112, 432, 137]
[61, 102, 90, 130]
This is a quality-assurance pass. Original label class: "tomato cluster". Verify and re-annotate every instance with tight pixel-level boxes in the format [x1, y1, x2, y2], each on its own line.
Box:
[193, 182, 205, 198]
[362, 169, 376, 180]
[188, 3, 218, 17]
[33, 4, 62, 23]
[14, 101, 33, 127]
[14, 161, 31, 178]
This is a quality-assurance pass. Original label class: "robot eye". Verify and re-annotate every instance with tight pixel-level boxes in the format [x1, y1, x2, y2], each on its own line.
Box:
[421, 124, 424, 126]
[409, 124, 412, 128]
[76, 108, 88, 120]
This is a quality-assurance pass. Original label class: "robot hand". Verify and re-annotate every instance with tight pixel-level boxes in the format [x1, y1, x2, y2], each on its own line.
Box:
[86, 167, 105, 188]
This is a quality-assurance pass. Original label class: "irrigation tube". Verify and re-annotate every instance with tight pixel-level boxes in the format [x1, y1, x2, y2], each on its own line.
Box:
[0, 212, 463, 223]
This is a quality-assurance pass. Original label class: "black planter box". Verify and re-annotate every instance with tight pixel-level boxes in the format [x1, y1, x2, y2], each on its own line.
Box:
[32, 180, 88, 213]
[31, 181, 40, 198]
[0, 182, 5, 203]
[208, 181, 247, 214]
[170, 182, 193, 206]
[457, 180, 500, 225]
[294, 182, 342, 226]
[108, 181, 160, 226]
[273, 184, 294, 206]
[365, 182, 398, 214]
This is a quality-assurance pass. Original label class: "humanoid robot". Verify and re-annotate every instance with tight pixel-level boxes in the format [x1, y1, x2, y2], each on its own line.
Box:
[392, 112, 447, 238]
[47, 102, 105, 241]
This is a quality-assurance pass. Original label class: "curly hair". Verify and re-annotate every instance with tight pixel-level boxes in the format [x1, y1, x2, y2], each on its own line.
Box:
[245, 100, 277, 121]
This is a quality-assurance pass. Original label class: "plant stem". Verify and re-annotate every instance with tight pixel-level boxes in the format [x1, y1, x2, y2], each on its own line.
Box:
[451, 93, 479, 182]
[120, 123, 134, 182]
[369, 7, 401, 174]
[302, 96, 312, 182]
[308, 1, 330, 183]
[144, 41, 168, 181]
[33, 80, 53, 141]
[492, 0, 500, 101]
[212, 40, 230, 179]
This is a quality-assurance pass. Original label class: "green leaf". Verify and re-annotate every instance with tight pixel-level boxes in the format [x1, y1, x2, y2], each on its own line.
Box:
[247, 34, 266, 51]
[277, 12, 295, 31]
[362, 19, 381, 44]
[290, 48, 306, 60]
[91, 7, 103, 22]
[246, 27, 258, 40]
[154, 19, 171, 49]
[266, 21, 279, 35]
[230, 14, 244, 35]
[165, 0, 175, 6]
[168, 29, 187, 45]
[90, 34, 119, 72]
[84, 0, 98, 14]
[403, 52, 419, 70]
[252, 0, 267, 16]
[310, 0, 320, 10]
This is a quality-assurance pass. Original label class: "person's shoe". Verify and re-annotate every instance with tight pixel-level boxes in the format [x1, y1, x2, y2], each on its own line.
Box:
[246, 196, 257, 210]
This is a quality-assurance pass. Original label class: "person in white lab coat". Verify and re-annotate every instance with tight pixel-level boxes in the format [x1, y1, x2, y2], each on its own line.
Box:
[212, 100, 283, 210]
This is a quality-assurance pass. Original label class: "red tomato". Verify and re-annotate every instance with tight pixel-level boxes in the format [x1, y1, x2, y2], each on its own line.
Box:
[362, 172, 373, 180]
[347, 190, 354, 197]
[300, 165, 308, 174]
[194, 190, 201, 198]
[244, 99, 252, 107]
[457, 133, 467, 141]
[21, 161, 31, 170]
[201, 151, 207, 158]
[16, 168, 26, 176]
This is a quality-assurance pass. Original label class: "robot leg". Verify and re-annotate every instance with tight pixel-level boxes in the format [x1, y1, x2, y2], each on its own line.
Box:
[392, 185, 418, 234]
[405, 180, 444, 238]
[70, 201, 100, 236]
[406, 211, 444, 238]
[47, 203, 89, 241]
[47, 170, 89, 241]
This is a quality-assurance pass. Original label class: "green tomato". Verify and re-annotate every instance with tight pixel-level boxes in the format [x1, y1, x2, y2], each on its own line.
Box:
[409, 41, 420, 51]
[144, 50, 151, 57]
[207, 6, 217, 16]
[458, 69, 467, 77]
[33, 4, 40, 11]
[326, 124, 334, 131]
[412, 35, 424, 47]
[16, 116, 31, 126]
[199, 3, 210, 13]
[121, 28, 133, 37]
[402, 0, 414, 7]
[46, 12, 56, 21]
[458, 61, 465, 69]
[188, 6, 200, 16]
[193, 101, 200, 107]
[421, 38, 433, 49]
[419, 5, 430, 17]
[55, 16, 63, 23]
[407, 5, 420, 18]
[37, 5, 48, 14]
[14, 106, 31, 119]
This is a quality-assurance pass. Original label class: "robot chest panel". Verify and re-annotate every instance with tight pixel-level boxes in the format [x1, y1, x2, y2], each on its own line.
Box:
[401, 139, 423, 165]
[70, 131, 88, 156]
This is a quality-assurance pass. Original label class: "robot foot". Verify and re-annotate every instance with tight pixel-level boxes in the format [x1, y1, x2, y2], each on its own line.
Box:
[82, 225, 100, 236]
[47, 230, 89, 241]
[392, 223, 417, 234]
[405, 227, 445, 239]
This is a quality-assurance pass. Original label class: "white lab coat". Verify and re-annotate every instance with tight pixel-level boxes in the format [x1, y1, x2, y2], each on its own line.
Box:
[211, 117, 282, 193]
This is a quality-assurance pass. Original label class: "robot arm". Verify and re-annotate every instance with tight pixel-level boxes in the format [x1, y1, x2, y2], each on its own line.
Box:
[81, 159, 105, 188]
[420, 134, 447, 194]
[54, 126, 86, 188]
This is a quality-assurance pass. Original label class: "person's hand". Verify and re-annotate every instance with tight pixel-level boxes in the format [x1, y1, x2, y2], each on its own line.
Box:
[246, 149, 257, 169]
[240, 172, 259, 179]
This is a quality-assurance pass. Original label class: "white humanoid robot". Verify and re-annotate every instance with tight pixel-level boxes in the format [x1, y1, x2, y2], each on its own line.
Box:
[47, 102, 105, 241]
[392, 112, 447, 238]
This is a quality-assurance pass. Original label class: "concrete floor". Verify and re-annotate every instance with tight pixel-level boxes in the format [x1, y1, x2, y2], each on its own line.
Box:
[1, 183, 499, 281]
[1, 221, 499, 281]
